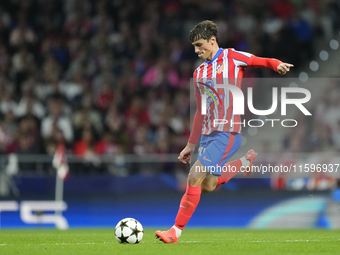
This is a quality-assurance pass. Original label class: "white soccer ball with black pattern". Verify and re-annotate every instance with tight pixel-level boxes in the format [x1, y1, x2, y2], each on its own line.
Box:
[115, 218, 144, 244]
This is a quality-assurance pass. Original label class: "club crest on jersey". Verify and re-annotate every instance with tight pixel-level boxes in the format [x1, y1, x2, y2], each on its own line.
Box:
[217, 63, 224, 74]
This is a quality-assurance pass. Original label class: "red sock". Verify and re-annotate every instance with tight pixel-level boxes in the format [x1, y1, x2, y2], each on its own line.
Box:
[215, 159, 242, 188]
[174, 185, 201, 230]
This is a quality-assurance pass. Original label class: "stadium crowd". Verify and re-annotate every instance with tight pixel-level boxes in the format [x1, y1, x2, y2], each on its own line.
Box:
[283, 77, 340, 153]
[0, 0, 339, 173]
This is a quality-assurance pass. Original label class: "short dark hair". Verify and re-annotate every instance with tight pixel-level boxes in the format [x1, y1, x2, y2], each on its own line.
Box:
[189, 20, 218, 43]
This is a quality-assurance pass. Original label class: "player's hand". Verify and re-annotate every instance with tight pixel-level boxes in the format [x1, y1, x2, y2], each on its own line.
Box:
[277, 63, 294, 75]
[178, 142, 196, 164]
[243, 166, 253, 177]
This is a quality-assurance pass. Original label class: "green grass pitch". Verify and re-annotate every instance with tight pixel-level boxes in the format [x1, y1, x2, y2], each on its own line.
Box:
[0, 229, 339, 255]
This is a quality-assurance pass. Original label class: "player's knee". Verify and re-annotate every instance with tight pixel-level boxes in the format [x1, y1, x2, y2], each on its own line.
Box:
[187, 177, 201, 187]
[201, 184, 215, 193]
[187, 166, 207, 187]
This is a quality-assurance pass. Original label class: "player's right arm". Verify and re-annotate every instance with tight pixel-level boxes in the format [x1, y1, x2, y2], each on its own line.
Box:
[178, 74, 204, 164]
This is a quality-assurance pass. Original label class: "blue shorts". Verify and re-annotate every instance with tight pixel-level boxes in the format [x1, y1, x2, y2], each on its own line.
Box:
[197, 131, 242, 176]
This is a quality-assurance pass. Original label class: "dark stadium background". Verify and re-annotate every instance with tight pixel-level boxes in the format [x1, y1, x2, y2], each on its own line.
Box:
[0, 0, 340, 229]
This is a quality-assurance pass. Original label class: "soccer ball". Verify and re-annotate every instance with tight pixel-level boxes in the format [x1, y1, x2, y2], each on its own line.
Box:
[115, 218, 144, 244]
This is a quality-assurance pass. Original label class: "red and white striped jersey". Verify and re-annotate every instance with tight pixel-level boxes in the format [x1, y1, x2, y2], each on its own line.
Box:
[189, 48, 282, 144]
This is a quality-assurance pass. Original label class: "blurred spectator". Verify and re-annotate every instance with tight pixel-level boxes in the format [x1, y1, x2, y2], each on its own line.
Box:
[289, 10, 314, 63]
[10, 115, 43, 171]
[270, 0, 295, 19]
[96, 80, 115, 112]
[95, 131, 117, 155]
[142, 57, 179, 88]
[324, 97, 340, 135]
[286, 80, 340, 153]
[131, 125, 151, 155]
[73, 95, 102, 137]
[11, 45, 35, 95]
[35, 74, 82, 103]
[0, 78, 16, 114]
[125, 97, 150, 135]
[9, 16, 36, 47]
[41, 96, 73, 143]
[73, 127, 102, 173]
[0, 43, 10, 72]
[73, 128, 95, 156]
[105, 102, 124, 133]
[0, 110, 18, 153]
[332, 120, 340, 151]
[15, 78, 45, 119]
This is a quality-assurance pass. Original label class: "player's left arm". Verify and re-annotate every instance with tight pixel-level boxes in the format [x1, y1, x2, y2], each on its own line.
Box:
[247, 55, 294, 75]
[231, 50, 293, 75]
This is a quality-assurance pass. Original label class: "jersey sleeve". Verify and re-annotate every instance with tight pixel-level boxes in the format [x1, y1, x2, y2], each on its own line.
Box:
[230, 49, 253, 67]
[247, 55, 282, 72]
[231, 49, 282, 72]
